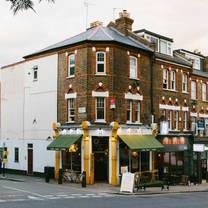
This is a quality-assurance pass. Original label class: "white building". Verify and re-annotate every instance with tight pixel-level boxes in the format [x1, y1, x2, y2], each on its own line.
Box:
[0, 54, 57, 175]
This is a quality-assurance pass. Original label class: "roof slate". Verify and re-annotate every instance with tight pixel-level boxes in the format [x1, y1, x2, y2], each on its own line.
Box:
[192, 69, 208, 78]
[155, 52, 192, 67]
[24, 26, 153, 58]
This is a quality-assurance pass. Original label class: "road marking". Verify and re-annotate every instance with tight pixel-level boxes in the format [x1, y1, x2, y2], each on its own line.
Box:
[2, 186, 46, 198]
[28, 195, 44, 201]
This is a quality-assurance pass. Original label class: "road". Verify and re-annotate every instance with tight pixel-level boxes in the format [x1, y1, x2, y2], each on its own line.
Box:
[0, 179, 208, 208]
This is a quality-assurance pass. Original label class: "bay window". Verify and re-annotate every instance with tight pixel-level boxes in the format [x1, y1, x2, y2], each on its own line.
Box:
[127, 100, 132, 123]
[96, 52, 106, 74]
[135, 101, 141, 123]
[174, 111, 179, 130]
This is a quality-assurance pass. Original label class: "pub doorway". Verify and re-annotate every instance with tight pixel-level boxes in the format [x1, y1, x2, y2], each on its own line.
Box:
[92, 137, 109, 182]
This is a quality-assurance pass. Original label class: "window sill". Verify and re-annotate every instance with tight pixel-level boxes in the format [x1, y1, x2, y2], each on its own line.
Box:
[33, 79, 38, 82]
[95, 120, 106, 123]
[126, 121, 142, 125]
[202, 100, 208, 103]
[66, 121, 75, 124]
[129, 77, 140, 81]
[95, 73, 106, 76]
[163, 89, 178, 92]
[66, 76, 75, 79]
[182, 91, 189, 94]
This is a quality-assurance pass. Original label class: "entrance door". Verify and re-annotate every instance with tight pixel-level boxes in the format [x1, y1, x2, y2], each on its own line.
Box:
[92, 137, 109, 182]
[27, 144, 33, 175]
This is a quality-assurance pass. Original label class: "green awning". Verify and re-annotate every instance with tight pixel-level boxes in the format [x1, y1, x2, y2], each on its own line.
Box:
[47, 134, 82, 150]
[119, 135, 164, 151]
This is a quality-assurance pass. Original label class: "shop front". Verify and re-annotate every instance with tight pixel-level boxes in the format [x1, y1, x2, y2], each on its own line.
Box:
[157, 134, 194, 184]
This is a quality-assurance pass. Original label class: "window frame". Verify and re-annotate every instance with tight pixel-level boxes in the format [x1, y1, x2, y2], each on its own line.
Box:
[127, 100, 133, 123]
[174, 111, 179, 130]
[14, 147, 19, 163]
[183, 112, 187, 130]
[95, 97, 106, 122]
[191, 80, 197, 100]
[163, 69, 169, 89]
[170, 71, 176, 91]
[33, 66, 38, 81]
[96, 51, 106, 75]
[129, 56, 138, 79]
[202, 82, 207, 101]
[67, 98, 75, 123]
[135, 101, 141, 123]
[68, 54, 75, 78]
[182, 73, 188, 93]
[168, 111, 172, 130]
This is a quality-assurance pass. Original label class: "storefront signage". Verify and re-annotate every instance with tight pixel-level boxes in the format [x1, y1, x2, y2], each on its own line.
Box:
[193, 144, 205, 152]
[120, 172, 135, 193]
[197, 118, 205, 130]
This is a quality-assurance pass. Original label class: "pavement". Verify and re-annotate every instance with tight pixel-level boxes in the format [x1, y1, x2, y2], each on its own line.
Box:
[1, 173, 208, 195]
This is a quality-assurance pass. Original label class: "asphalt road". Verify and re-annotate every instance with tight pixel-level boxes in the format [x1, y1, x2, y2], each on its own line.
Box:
[0, 179, 208, 208]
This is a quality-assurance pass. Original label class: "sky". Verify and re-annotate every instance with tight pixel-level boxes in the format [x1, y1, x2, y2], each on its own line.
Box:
[0, 0, 208, 67]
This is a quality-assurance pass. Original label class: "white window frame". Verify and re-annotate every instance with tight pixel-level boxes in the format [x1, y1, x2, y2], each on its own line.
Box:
[183, 112, 187, 130]
[191, 81, 197, 100]
[135, 101, 141, 123]
[127, 100, 133, 123]
[182, 73, 188, 93]
[96, 52, 106, 75]
[170, 71, 176, 90]
[167, 42, 172, 55]
[67, 98, 75, 123]
[160, 40, 167, 54]
[163, 69, 169, 89]
[174, 111, 179, 130]
[202, 83, 207, 101]
[168, 111, 172, 130]
[95, 97, 106, 122]
[129, 56, 138, 79]
[33, 66, 38, 81]
[68, 54, 75, 77]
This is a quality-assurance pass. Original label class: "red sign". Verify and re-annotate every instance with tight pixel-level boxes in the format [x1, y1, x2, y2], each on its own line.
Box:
[110, 99, 116, 109]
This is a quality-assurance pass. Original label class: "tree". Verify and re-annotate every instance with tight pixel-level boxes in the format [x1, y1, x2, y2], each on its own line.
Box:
[6, 0, 55, 14]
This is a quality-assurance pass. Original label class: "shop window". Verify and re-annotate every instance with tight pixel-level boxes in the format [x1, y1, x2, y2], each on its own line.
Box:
[67, 98, 75, 122]
[96, 52, 106, 74]
[14, 147, 19, 163]
[163, 69, 169, 89]
[96, 97, 105, 122]
[68, 54, 75, 77]
[129, 56, 137, 79]
[127, 100, 132, 123]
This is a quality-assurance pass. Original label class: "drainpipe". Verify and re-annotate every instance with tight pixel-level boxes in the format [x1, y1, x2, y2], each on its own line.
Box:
[150, 53, 155, 122]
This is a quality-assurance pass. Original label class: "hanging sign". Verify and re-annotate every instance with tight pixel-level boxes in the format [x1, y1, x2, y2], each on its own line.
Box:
[110, 99, 116, 109]
[120, 172, 135, 193]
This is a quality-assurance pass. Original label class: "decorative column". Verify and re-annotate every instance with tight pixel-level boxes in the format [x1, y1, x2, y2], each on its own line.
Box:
[111, 121, 119, 185]
[82, 121, 90, 184]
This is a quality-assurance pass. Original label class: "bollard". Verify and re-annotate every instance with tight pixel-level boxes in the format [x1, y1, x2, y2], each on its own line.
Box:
[58, 169, 63, 184]
[82, 171, 86, 188]
[44, 166, 50, 183]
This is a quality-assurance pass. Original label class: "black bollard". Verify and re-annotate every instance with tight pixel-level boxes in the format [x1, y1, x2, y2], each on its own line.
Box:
[44, 166, 50, 183]
[82, 171, 86, 188]
[58, 169, 63, 184]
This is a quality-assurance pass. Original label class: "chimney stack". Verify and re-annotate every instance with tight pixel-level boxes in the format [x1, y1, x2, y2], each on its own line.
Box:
[115, 10, 134, 35]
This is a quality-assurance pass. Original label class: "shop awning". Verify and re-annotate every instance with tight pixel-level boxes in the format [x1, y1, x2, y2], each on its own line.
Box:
[119, 135, 164, 151]
[47, 134, 82, 150]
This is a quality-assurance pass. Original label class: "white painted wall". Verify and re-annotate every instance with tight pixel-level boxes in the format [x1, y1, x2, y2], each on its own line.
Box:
[0, 54, 58, 173]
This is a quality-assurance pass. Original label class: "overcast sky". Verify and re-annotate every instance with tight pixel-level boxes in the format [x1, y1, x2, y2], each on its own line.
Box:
[0, 0, 208, 67]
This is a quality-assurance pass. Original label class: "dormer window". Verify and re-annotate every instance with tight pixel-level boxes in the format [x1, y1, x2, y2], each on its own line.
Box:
[130, 56, 137, 79]
[96, 52, 106, 74]
[160, 40, 172, 55]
